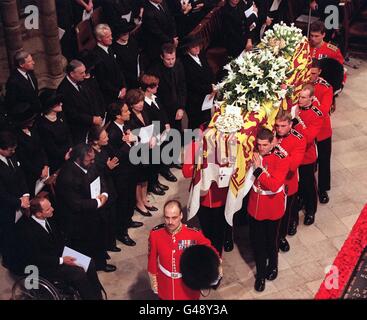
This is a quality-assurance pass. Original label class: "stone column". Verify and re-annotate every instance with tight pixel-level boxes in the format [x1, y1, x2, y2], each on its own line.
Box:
[37, 0, 64, 85]
[0, 0, 23, 69]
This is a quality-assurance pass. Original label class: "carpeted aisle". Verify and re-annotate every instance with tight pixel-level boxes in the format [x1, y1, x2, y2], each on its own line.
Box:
[315, 204, 367, 299]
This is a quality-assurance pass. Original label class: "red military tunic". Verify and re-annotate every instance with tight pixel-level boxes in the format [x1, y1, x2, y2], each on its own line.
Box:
[277, 129, 306, 196]
[314, 77, 333, 142]
[247, 146, 290, 221]
[148, 223, 216, 300]
[182, 141, 228, 208]
[294, 100, 323, 165]
[311, 41, 346, 83]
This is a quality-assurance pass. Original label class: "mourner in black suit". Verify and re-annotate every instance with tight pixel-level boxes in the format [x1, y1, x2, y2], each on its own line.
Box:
[87, 125, 133, 253]
[5, 51, 41, 115]
[55, 144, 116, 272]
[142, 0, 178, 66]
[101, 0, 144, 31]
[57, 60, 106, 145]
[221, 0, 256, 57]
[37, 90, 73, 174]
[92, 24, 127, 106]
[166, 0, 215, 38]
[140, 73, 178, 190]
[112, 21, 143, 89]
[55, 0, 78, 61]
[0, 131, 29, 269]
[148, 43, 187, 131]
[71, 0, 94, 25]
[12, 103, 49, 197]
[106, 102, 142, 246]
[181, 35, 216, 129]
[254, 0, 289, 36]
[14, 197, 103, 300]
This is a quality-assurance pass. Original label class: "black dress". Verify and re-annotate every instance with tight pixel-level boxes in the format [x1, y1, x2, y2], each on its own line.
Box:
[37, 114, 73, 174]
[113, 37, 143, 90]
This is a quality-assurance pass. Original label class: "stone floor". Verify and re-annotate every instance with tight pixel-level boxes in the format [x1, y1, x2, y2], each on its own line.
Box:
[1, 57, 367, 300]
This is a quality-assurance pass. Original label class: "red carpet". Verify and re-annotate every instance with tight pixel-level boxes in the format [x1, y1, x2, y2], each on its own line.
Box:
[315, 204, 367, 299]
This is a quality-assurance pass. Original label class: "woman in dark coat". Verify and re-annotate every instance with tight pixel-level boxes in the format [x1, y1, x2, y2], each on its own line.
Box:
[37, 90, 72, 174]
[181, 35, 216, 129]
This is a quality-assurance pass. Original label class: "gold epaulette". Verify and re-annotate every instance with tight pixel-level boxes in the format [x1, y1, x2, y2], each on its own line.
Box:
[316, 77, 331, 88]
[186, 226, 200, 232]
[327, 42, 339, 52]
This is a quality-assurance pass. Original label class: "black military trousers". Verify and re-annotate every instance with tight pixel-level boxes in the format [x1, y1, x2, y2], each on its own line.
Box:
[197, 205, 227, 256]
[298, 162, 318, 217]
[249, 216, 281, 280]
[317, 137, 332, 193]
[279, 193, 297, 239]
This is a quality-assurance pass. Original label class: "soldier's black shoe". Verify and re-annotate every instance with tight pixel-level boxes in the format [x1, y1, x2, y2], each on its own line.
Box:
[279, 238, 290, 252]
[254, 278, 266, 292]
[319, 191, 329, 204]
[266, 267, 278, 281]
[160, 169, 177, 182]
[304, 215, 315, 226]
[288, 221, 298, 236]
[157, 181, 169, 191]
[223, 239, 234, 252]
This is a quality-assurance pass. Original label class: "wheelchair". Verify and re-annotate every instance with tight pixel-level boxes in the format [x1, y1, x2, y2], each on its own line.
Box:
[11, 275, 81, 300]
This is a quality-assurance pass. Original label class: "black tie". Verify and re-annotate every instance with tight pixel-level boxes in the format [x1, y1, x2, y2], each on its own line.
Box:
[77, 83, 83, 92]
[6, 158, 15, 170]
[45, 220, 52, 234]
[158, 4, 165, 12]
[107, 47, 114, 58]
[26, 73, 35, 90]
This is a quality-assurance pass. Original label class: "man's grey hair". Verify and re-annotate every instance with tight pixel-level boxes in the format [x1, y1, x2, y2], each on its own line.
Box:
[66, 59, 84, 75]
[14, 50, 31, 67]
[94, 24, 111, 41]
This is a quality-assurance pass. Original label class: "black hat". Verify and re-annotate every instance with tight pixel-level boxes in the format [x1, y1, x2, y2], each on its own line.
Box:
[180, 34, 203, 50]
[39, 89, 63, 114]
[11, 102, 37, 126]
[180, 245, 220, 290]
[113, 20, 136, 38]
[319, 57, 344, 93]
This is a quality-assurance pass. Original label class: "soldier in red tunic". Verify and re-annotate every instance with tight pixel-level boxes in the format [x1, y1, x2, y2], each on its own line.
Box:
[147, 200, 218, 300]
[247, 128, 290, 292]
[274, 110, 306, 250]
[292, 84, 323, 226]
[309, 21, 346, 85]
[310, 59, 334, 204]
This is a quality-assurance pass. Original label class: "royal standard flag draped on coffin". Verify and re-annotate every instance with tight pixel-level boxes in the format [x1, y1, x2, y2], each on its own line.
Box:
[187, 23, 312, 225]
